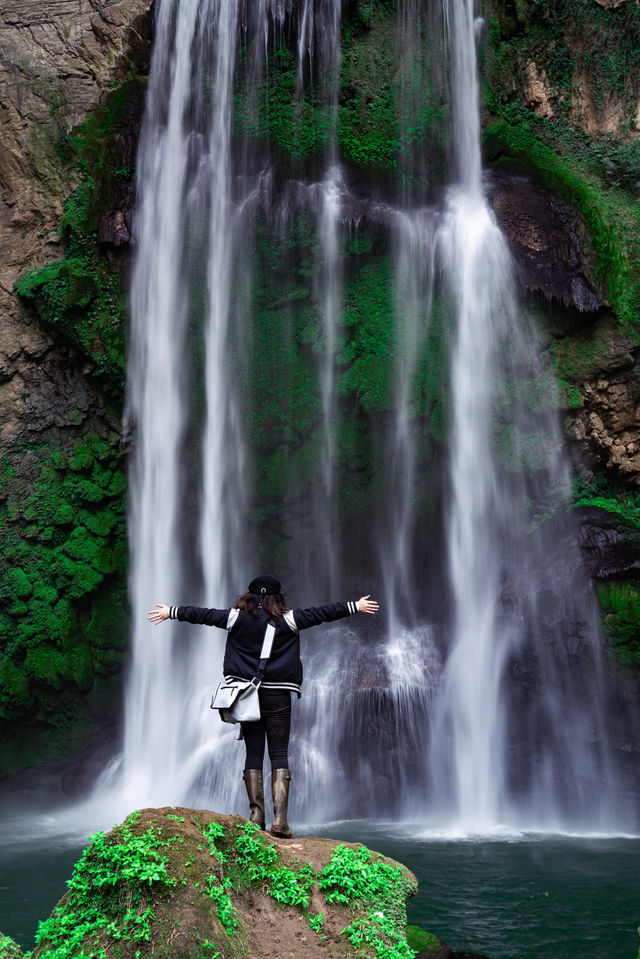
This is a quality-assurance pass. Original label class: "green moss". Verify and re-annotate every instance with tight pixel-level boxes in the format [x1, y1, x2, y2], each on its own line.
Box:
[340, 259, 395, 412]
[405, 925, 441, 956]
[0, 435, 127, 765]
[233, 5, 444, 184]
[483, 0, 640, 326]
[545, 315, 637, 385]
[597, 578, 640, 665]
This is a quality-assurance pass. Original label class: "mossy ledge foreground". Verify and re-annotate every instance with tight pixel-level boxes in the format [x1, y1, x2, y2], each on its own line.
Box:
[0, 807, 487, 959]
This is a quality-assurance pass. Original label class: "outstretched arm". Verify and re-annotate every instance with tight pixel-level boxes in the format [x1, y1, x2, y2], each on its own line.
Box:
[290, 593, 380, 630]
[148, 604, 232, 628]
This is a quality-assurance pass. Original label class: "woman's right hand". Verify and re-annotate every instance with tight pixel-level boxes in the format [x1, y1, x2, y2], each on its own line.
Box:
[149, 604, 170, 625]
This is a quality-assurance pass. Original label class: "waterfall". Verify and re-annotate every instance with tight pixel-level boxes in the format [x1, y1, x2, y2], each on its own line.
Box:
[424, 0, 621, 831]
[101, 0, 633, 832]
[118, 0, 263, 811]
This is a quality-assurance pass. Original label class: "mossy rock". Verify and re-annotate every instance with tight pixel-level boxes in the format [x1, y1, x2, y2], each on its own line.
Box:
[406, 924, 453, 958]
[31, 808, 418, 959]
[0, 434, 127, 760]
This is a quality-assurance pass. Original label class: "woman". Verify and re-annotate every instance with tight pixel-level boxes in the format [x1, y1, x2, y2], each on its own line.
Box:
[149, 575, 379, 838]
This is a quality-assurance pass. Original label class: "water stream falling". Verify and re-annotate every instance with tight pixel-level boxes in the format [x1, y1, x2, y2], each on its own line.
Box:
[102, 0, 636, 832]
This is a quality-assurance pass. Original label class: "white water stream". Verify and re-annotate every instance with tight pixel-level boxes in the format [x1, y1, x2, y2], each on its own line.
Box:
[93, 0, 636, 833]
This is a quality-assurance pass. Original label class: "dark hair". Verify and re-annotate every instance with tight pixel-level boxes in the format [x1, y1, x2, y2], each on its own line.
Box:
[233, 592, 289, 620]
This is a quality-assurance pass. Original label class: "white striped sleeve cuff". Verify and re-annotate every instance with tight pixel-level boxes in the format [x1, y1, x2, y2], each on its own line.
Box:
[348, 601, 358, 614]
[169, 606, 179, 619]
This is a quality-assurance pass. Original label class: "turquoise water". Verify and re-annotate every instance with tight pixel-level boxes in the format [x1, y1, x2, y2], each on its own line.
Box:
[1, 819, 639, 958]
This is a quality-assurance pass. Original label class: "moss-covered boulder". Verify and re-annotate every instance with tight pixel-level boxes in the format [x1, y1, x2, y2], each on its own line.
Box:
[30, 807, 422, 959]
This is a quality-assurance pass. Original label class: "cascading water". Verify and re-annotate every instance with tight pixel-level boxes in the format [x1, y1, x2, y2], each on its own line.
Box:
[102, 0, 635, 832]
[425, 0, 622, 831]
[114, 0, 267, 813]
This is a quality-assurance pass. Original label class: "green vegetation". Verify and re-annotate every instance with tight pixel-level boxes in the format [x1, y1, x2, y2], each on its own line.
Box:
[596, 578, 640, 666]
[0, 434, 127, 770]
[484, 0, 640, 326]
[4, 71, 147, 771]
[34, 813, 178, 957]
[0, 935, 24, 959]
[405, 925, 442, 955]
[483, 117, 640, 324]
[572, 471, 640, 666]
[234, 3, 446, 186]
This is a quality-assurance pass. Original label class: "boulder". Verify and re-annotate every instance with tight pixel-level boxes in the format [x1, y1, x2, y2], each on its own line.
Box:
[30, 806, 421, 959]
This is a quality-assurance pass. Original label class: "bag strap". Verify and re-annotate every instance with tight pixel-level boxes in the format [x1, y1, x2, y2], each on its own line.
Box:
[252, 618, 276, 685]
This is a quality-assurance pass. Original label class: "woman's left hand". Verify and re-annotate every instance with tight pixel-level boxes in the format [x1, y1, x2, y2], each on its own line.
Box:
[357, 595, 379, 614]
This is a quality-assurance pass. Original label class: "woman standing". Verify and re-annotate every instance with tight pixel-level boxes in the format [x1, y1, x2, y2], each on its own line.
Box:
[149, 575, 379, 837]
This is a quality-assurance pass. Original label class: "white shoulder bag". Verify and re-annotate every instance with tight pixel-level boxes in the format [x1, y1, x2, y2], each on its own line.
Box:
[210, 618, 276, 724]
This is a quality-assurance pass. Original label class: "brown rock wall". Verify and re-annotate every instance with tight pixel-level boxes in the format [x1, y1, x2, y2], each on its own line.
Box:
[0, 0, 151, 448]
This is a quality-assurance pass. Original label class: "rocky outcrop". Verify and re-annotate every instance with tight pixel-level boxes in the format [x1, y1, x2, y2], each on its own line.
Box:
[26, 807, 422, 959]
[576, 505, 640, 579]
[548, 315, 640, 484]
[488, 172, 605, 313]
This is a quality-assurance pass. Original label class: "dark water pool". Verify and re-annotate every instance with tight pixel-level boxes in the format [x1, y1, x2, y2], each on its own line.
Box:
[1, 816, 639, 958]
[311, 824, 640, 959]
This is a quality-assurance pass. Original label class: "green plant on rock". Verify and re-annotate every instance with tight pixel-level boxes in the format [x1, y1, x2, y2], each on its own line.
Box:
[318, 844, 411, 912]
[206, 878, 240, 935]
[308, 912, 326, 934]
[318, 843, 416, 957]
[33, 813, 177, 958]
[233, 822, 314, 907]
[572, 471, 640, 532]
[0, 934, 25, 959]
[343, 911, 415, 959]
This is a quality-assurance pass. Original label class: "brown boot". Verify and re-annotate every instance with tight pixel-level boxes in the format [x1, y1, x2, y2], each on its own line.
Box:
[270, 768, 293, 838]
[243, 769, 266, 829]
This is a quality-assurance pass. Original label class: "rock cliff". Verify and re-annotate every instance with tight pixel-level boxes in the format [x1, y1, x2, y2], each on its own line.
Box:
[0, 0, 150, 443]
[0, 0, 152, 772]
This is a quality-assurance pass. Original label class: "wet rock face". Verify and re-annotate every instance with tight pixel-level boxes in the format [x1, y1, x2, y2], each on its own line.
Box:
[487, 172, 605, 313]
[575, 506, 640, 579]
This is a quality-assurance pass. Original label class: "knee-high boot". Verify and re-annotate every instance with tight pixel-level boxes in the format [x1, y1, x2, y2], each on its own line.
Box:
[243, 769, 266, 829]
[270, 768, 293, 838]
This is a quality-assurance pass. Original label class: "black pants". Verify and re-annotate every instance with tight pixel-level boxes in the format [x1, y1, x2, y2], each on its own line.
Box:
[242, 690, 292, 772]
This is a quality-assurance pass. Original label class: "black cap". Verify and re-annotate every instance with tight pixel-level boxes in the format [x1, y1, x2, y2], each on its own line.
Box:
[248, 575, 282, 596]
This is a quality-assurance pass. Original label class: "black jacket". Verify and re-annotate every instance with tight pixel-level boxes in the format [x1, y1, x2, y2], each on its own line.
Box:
[169, 600, 359, 694]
